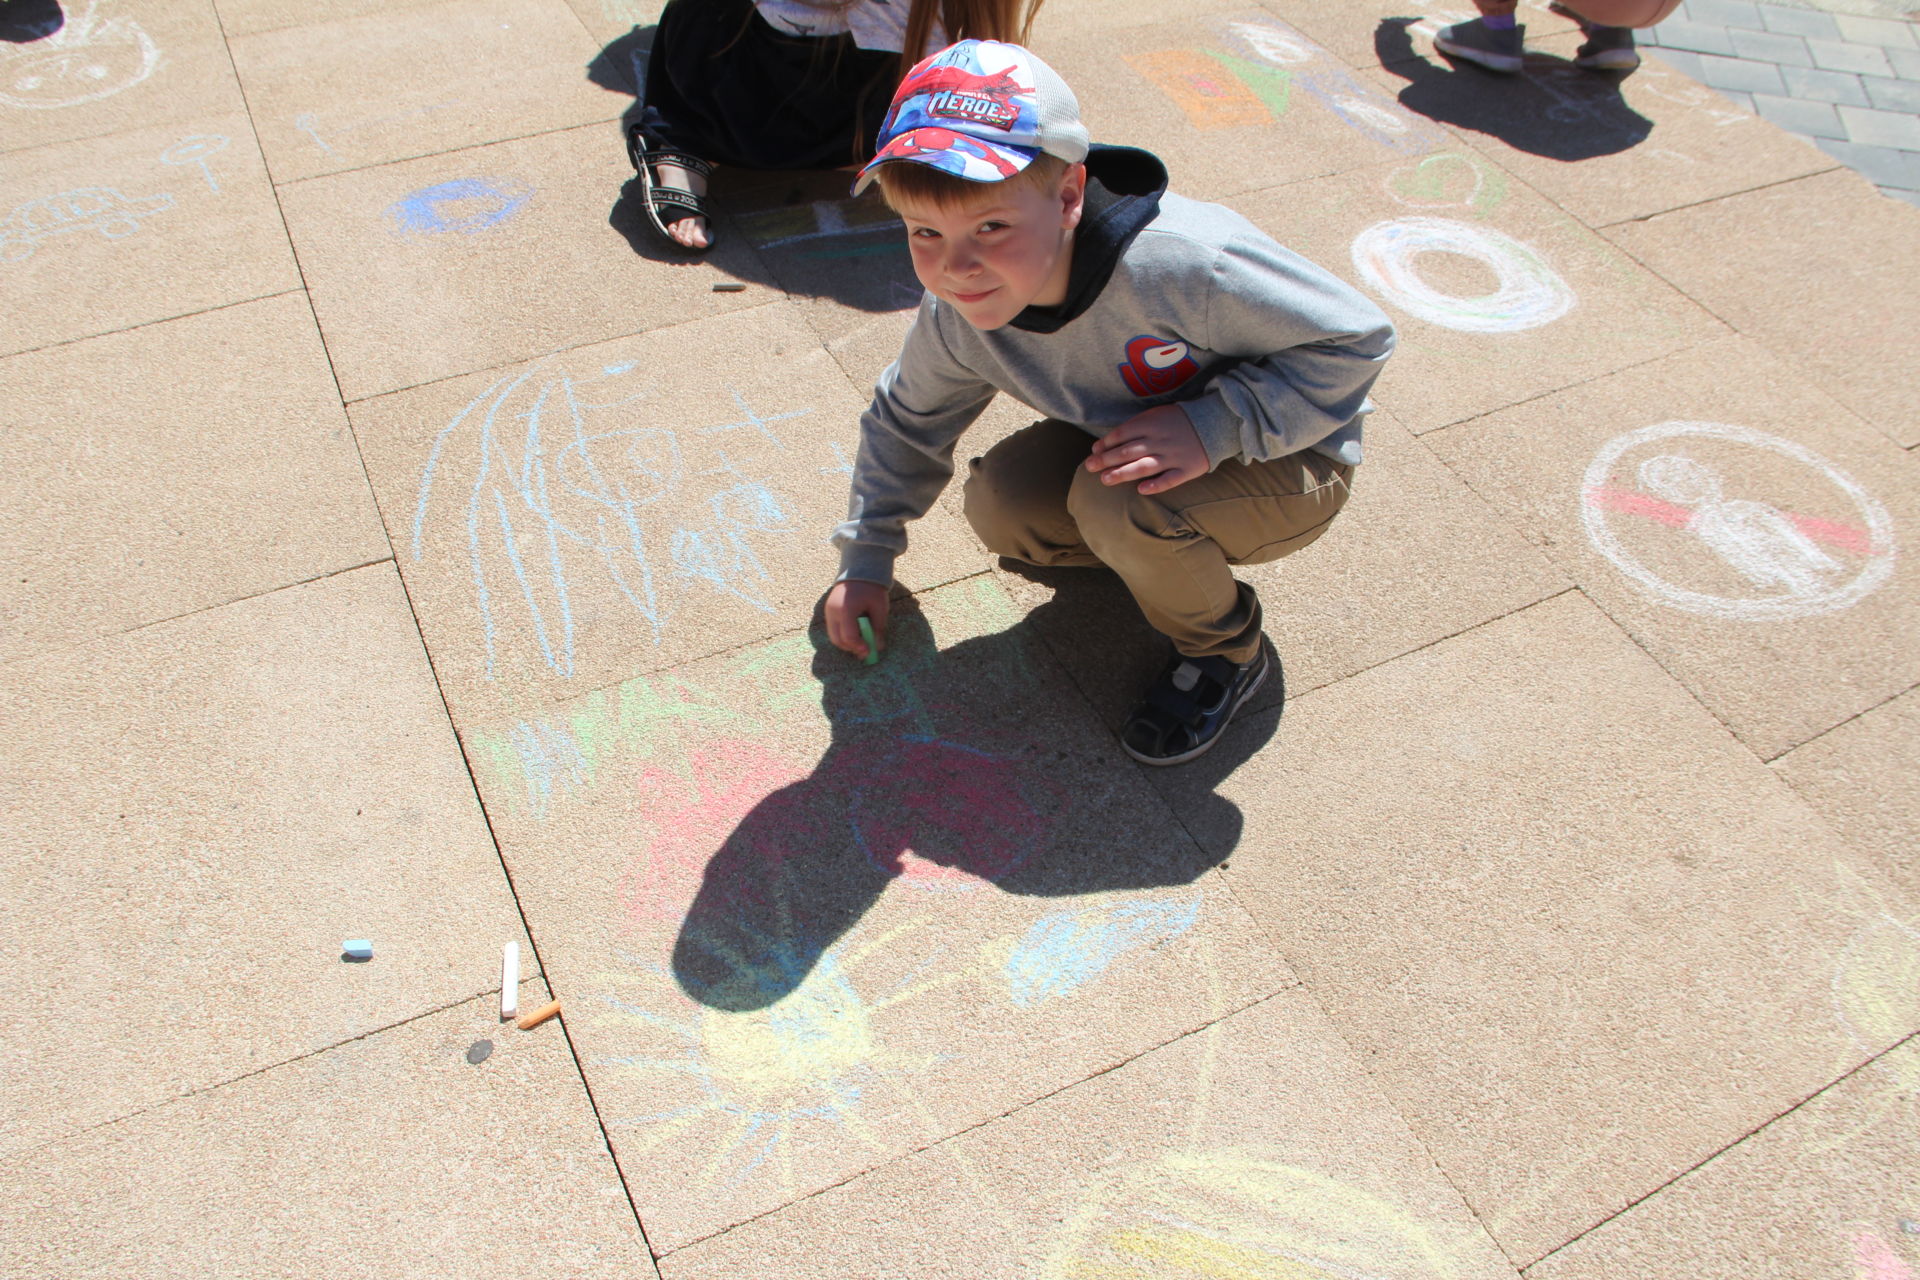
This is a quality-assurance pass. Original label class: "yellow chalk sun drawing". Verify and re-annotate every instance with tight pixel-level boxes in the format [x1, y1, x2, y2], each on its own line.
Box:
[1045, 1150, 1475, 1280]
[593, 917, 970, 1193]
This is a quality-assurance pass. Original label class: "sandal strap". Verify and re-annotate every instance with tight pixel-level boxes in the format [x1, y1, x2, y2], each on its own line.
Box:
[627, 126, 713, 178]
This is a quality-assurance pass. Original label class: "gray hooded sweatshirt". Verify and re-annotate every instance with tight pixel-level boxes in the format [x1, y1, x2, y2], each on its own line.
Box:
[833, 146, 1395, 587]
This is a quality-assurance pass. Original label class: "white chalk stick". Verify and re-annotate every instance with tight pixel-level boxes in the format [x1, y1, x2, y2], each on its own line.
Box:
[501, 942, 520, 1021]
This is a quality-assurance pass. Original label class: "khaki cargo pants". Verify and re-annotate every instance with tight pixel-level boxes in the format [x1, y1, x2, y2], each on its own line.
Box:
[962, 418, 1353, 665]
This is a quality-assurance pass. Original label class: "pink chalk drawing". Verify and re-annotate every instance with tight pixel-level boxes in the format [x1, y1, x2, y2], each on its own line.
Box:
[1855, 1229, 1917, 1280]
[1581, 421, 1895, 620]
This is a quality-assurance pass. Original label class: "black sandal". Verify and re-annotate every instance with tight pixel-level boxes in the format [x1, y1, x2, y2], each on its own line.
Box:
[1121, 642, 1272, 766]
[626, 124, 715, 254]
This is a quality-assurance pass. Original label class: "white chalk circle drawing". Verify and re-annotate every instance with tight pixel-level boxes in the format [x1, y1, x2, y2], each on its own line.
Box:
[160, 134, 229, 192]
[0, 1, 159, 109]
[1581, 421, 1896, 620]
[1, 186, 173, 263]
[1350, 217, 1574, 332]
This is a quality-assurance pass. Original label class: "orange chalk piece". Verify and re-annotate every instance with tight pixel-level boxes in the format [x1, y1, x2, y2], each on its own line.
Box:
[516, 999, 561, 1030]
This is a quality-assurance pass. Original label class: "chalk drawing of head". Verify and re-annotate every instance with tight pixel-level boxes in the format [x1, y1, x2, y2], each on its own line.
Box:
[385, 177, 534, 238]
[0, 1, 159, 110]
[1637, 453, 1717, 507]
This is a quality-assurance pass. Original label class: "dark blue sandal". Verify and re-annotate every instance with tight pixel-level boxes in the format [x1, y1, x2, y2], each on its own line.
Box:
[626, 124, 715, 254]
[1121, 642, 1271, 766]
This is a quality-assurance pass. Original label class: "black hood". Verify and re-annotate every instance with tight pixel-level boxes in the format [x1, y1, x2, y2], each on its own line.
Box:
[1010, 145, 1168, 334]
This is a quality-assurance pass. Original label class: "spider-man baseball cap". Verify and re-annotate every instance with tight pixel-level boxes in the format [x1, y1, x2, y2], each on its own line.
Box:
[851, 40, 1090, 195]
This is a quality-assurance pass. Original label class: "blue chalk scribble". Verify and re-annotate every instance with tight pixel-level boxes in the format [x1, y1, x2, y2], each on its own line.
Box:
[1004, 896, 1202, 1007]
[385, 177, 533, 237]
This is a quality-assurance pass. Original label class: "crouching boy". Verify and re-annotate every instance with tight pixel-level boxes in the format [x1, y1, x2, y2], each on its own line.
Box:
[825, 39, 1395, 765]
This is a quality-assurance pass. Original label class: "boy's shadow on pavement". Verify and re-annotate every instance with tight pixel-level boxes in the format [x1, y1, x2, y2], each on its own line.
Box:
[670, 578, 1276, 1012]
[1376, 17, 1651, 160]
[589, 25, 924, 314]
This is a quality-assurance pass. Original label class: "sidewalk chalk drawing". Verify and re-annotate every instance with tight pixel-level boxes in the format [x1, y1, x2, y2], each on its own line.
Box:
[159, 134, 228, 193]
[386, 178, 534, 237]
[466, 594, 1226, 1197]
[1855, 1230, 1919, 1280]
[412, 359, 818, 682]
[0, 186, 172, 263]
[1826, 868, 1920, 1126]
[1385, 152, 1507, 216]
[1581, 422, 1895, 620]
[1351, 217, 1574, 333]
[1124, 17, 1438, 155]
[0, 1, 157, 109]
[1042, 1148, 1483, 1278]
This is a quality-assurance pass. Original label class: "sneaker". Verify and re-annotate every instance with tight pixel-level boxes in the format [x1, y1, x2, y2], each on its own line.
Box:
[1121, 641, 1272, 767]
[1432, 18, 1525, 74]
[1574, 25, 1640, 71]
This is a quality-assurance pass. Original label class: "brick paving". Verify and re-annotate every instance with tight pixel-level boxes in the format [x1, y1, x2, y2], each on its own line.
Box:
[1645, 0, 1920, 203]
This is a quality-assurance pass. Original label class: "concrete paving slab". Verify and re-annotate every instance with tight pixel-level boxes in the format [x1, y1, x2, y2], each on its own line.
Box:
[461, 575, 1290, 1250]
[0, 565, 528, 1160]
[1427, 336, 1920, 760]
[1228, 151, 1727, 434]
[1044, 10, 1452, 202]
[1774, 685, 1920, 900]
[1529, 1038, 1920, 1279]
[999, 407, 1570, 736]
[1258, 0, 1583, 70]
[0, 112, 300, 356]
[0, 0, 245, 155]
[0, 995, 656, 1278]
[1370, 48, 1838, 226]
[349, 302, 985, 727]
[1147, 591, 1920, 1266]
[658, 991, 1521, 1278]
[0, 294, 388, 662]
[563, 0, 664, 46]
[1605, 167, 1920, 450]
[229, 0, 616, 185]
[214, 0, 449, 39]
[278, 122, 769, 402]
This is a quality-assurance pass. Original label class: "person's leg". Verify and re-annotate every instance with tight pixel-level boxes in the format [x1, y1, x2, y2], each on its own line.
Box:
[1067, 448, 1353, 764]
[1066, 449, 1353, 665]
[961, 420, 1108, 569]
[1433, 0, 1526, 73]
[1548, 2, 1642, 70]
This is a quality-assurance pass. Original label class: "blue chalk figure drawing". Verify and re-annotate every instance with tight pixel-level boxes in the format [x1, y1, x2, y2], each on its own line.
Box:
[412, 360, 813, 680]
[0, 186, 173, 262]
[385, 177, 533, 237]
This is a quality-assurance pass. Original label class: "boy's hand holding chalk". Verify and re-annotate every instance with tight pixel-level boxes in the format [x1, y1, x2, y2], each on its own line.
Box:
[824, 579, 888, 661]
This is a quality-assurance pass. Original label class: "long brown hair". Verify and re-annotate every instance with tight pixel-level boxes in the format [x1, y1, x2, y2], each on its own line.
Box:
[900, 0, 1047, 77]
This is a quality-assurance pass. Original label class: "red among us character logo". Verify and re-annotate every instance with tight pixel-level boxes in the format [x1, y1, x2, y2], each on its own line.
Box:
[1118, 335, 1199, 397]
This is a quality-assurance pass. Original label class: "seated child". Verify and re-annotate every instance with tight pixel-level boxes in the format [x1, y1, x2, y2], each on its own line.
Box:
[630, 0, 1045, 252]
[824, 40, 1395, 765]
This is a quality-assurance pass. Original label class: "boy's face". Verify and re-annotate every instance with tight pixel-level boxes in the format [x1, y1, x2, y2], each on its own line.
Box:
[891, 164, 1087, 331]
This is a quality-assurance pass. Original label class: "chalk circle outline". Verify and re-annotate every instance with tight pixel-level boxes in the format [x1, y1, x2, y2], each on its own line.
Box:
[1581, 420, 1896, 621]
[1350, 216, 1574, 333]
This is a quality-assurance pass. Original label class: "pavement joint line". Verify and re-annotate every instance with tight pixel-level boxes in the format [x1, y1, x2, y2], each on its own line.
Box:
[267, 113, 632, 191]
[0, 986, 517, 1172]
[1766, 673, 1920, 763]
[0, 556, 395, 672]
[1518, 1024, 1920, 1271]
[0, 288, 307, 364]
[1593, 161, 1847, 227]
[649, 983, 1298, 1261]
[377, 503, 665, 1268]
[339, 294, 795, 408]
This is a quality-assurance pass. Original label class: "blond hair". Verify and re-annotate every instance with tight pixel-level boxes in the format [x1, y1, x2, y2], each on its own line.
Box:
[872, 152, 1070, 211]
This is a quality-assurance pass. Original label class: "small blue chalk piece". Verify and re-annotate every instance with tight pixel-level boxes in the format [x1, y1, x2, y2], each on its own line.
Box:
[341, 939, 374, 961]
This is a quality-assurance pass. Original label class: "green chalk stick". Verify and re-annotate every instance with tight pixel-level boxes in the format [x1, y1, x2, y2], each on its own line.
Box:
[857, 616, 879, 665]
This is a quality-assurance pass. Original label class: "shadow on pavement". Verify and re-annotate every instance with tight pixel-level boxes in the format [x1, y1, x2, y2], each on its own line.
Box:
[670, 587, 1269, 1012]
[0, 0, 63, 42]
[1376, 17, 1651, 160]
[590, 24, 922, 313]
